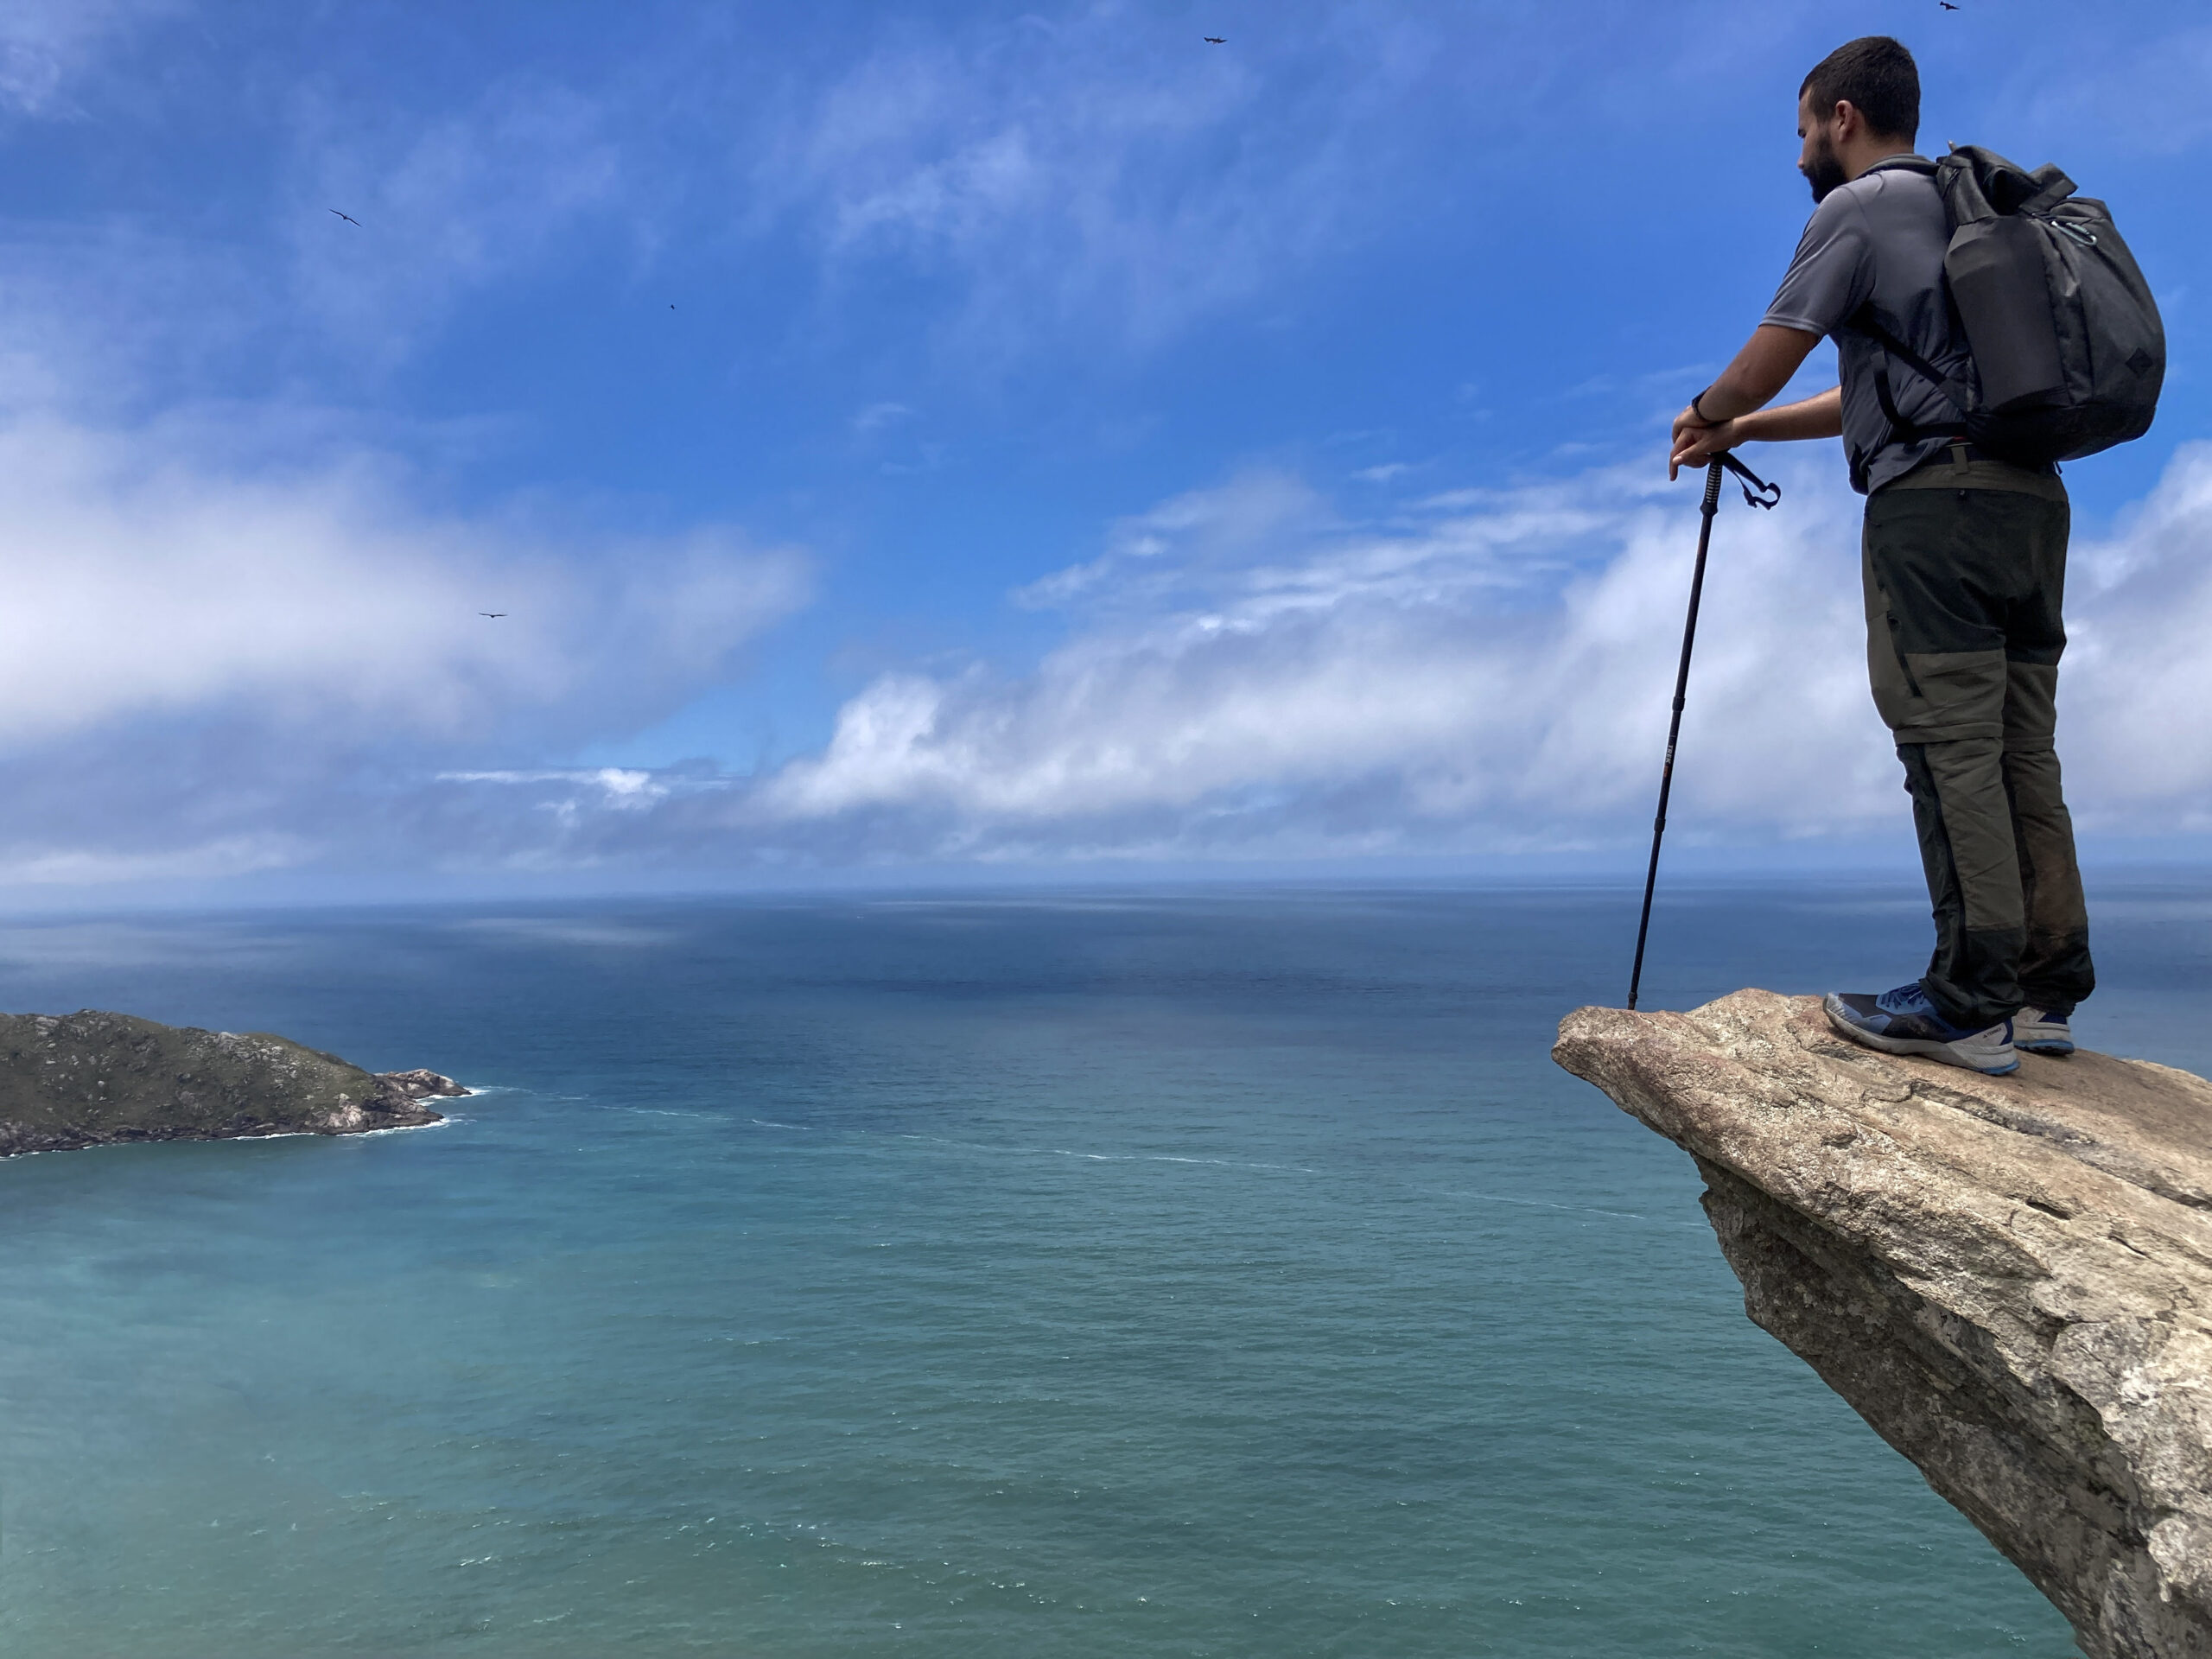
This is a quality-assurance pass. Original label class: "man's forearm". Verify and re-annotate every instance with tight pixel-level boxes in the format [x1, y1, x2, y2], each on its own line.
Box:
[1692, 323, 1822, 422]
[1668, 323, 1828, 479]
[1731, 386, 1843, 442]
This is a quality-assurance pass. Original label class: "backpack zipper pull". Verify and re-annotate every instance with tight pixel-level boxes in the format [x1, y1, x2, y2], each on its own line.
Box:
[2031, 212, 2099, 248]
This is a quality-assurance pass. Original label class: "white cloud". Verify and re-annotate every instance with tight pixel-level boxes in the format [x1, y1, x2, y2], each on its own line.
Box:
[0, 402, 809, 885]
[753, 457, 1886, 849]
[0, 412, 806, 755]
[2065, 446, 2212, 826]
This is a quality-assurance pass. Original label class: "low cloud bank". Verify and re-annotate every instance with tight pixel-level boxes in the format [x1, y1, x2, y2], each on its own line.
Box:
[0, 410, 805, 884]
[419, 444, 2212, 876]
[7, 438, 2211, 887]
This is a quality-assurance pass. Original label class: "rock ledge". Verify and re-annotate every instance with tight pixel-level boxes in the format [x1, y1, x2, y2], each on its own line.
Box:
[0, 1008, 467, 1157]
[1555, 989, 2212, 1659]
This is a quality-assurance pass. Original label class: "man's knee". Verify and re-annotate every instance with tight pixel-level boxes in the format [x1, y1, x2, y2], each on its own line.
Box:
[2004, 661, 2060, 750]
[1871, 646, 2009, 745]
[2002, 745, 2069, 820]
[1916, 736, 2025, 933]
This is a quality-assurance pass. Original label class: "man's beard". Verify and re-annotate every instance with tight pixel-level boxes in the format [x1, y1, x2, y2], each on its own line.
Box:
[1802, 132, 1848, 202]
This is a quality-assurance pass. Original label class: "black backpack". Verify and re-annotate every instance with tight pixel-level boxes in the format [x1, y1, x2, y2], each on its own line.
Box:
[1853, 146, 2164, 468]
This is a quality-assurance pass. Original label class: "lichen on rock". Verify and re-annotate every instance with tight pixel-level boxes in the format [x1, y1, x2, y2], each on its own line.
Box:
[1555, 989, 2212, 1659]
[0, 1008, 467, 1156]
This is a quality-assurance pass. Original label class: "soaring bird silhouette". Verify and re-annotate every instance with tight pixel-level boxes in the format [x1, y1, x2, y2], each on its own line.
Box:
[480, 612, 507, 619]
[1938, 2, 1959, 9]
[1204, 35, 1225, 43]
[329, 208, 361, 226]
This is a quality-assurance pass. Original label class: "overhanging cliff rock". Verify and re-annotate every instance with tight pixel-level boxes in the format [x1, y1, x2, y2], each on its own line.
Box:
[0, 1009, 467, 1156]
[1554, 989, 2211, 1659]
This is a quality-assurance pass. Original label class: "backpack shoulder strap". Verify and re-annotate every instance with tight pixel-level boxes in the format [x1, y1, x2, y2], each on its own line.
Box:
[1848, 303, 1972, 446]
[1841, 158, 1971, 457]
[1850, 307, 1961, 404]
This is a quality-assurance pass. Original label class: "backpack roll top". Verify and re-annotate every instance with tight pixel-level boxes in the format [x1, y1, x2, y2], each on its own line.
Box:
[1935, 145, 2164, 466]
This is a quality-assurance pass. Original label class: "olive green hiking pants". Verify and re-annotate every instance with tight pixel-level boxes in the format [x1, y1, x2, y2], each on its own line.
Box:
[1861, 454, 2094, 1031]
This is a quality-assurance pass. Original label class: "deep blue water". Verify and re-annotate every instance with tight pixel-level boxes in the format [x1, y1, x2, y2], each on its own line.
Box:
[2, 879, 2204, 1657]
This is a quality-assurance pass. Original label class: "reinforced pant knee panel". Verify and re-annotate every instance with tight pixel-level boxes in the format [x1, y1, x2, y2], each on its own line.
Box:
[2003, 659, 2061, 751]
[2001, 742, 2095, 1014]
[1897, 741, 2028, 1028]
[1994, 658, 2092, 1011]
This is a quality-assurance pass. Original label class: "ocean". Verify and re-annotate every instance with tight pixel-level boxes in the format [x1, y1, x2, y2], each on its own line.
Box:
[2, 878, 2203, 1657]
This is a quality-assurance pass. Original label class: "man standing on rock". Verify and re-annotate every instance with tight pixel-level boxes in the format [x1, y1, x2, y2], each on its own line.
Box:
[1669, 35, 2092, 1077]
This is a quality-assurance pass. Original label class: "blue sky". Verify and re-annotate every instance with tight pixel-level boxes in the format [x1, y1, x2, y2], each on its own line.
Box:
[3, 0, 2209, 895]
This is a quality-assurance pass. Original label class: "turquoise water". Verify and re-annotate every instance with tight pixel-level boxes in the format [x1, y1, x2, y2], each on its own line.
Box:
[3, 880, 2202, 1657]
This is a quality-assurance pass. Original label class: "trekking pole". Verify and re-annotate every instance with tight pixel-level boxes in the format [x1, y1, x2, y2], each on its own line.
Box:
[1627, 451, 1779, 1010]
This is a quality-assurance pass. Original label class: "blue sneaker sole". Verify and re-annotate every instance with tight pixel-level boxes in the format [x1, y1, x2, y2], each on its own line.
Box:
[1823, 996, 2018, 1075]
[2018, 1040, 2075, 1057]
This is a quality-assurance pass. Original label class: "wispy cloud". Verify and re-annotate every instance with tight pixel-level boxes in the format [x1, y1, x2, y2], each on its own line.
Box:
[0, 0, 176, 120]
[1997, 21, 2212, 156]
[3, 3, 1480, 410]
[739, 3, 1471, 354]
[851, 400, 914, 434]
[282, 73, 634, 365]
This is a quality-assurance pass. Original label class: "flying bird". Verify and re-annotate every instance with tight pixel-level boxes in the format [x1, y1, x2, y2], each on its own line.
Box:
[480, 612, 507, 619]
[1204, 36, 1225, 44]
[329, 208, 361, 226]
[1938, 2, 1958, 8]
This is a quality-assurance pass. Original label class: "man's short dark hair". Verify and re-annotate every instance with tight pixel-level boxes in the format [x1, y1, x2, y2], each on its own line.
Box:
[1800, 36, 1919, 143]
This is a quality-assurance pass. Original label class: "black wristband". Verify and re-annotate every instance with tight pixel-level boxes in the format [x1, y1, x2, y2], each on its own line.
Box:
[1690, 387, 1719, 424]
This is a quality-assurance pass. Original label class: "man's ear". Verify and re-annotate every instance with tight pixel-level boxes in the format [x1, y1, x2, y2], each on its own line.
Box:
[1829, 99, 1862, 142]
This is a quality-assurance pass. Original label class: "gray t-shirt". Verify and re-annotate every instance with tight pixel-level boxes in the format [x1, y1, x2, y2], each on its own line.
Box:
[1763, 156, 1973, 493]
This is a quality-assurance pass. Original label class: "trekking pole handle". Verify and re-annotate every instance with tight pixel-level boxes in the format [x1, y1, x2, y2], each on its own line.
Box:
[1716, 451, 1781, 509]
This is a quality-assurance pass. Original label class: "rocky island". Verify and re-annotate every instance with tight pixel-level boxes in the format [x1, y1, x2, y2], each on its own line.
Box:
[0, 1008, 466, 1157]
[1555, 989, 2212, 1659]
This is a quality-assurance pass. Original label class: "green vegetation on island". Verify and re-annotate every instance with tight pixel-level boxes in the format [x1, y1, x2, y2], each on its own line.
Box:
[0, 1009, 464, 1156]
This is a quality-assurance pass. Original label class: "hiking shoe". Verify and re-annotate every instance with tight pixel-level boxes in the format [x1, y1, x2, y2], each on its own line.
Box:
[2013, 1007, 2075, 1057]
[1823, 982, 2018, 1075]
